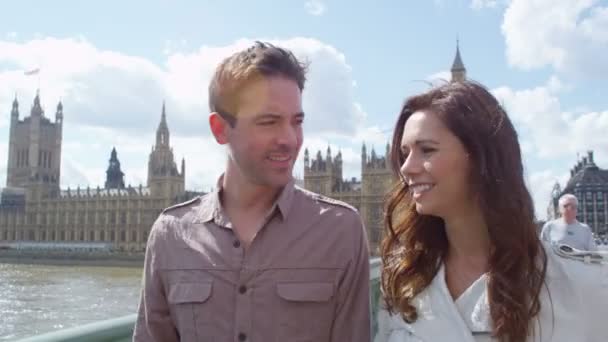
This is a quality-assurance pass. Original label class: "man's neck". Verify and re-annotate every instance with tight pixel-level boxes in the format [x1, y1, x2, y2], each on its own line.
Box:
[220, 167, 285, 249]
[221, 168, 282, 216]
[562, 217, 577, 225]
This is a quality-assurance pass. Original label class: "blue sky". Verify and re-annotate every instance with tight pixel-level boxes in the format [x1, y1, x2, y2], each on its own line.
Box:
[0, 0, 607, 219]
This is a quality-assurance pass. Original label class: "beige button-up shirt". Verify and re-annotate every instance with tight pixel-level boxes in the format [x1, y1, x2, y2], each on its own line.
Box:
[133, 178, 371, 342]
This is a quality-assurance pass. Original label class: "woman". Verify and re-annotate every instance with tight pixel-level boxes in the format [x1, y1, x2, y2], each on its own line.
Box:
[375, 80, 607, 342]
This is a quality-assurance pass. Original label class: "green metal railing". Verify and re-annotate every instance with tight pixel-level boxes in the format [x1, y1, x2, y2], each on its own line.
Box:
[16, 314, 137, 342]
[17, 258, 383, 342]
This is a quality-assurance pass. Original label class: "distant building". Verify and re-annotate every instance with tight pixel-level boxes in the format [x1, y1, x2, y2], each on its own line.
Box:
[547, 151, 608, 235]
[451, 40, 467, 83]
[1, 42, 469, 254]
[303, 144, 394, 254]
[0, 94, 202, 252]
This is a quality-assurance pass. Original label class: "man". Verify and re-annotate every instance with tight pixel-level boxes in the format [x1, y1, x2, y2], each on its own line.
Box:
[541, 193, 597, 251]
[133, 41, 371, 342]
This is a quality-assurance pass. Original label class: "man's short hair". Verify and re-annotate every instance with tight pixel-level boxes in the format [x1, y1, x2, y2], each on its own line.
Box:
[559, 193, 578, 208]
[208, 41, 308, 126]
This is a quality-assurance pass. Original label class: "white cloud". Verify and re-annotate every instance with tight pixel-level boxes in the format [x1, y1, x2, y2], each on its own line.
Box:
[305, 0, 326, 16]
[502, 0, 608, 78]
[162, 39, 189, 56]
[490, 77, 608, 218]
[492, 77, 608, 159]
[0, 36, 368, 193]
[526, 169, 570, 220]
[471, 0, 500, 10]
[426, 70, 452, 87]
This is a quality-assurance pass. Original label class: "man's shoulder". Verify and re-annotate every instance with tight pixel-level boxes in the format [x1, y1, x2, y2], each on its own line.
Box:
[149, 195, 208, 240]
[162, 195, 205, 214]
[294, 185, 359, 215]
[162, 196, 204, 216]
[575, 221, 592, 231]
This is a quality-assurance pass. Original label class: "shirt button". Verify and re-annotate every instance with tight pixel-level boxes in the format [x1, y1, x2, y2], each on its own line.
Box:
[238, 332, 247, 341]
[239, 285, 247, 294]
[233, 240, 241, 248]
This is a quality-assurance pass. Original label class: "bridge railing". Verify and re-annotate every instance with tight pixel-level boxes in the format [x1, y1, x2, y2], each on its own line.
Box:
[16, 257, 383, 342]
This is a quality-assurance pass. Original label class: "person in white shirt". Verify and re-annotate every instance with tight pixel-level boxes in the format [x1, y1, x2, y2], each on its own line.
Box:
[540, 194, 597, 251]
[375, 80, 608, 342]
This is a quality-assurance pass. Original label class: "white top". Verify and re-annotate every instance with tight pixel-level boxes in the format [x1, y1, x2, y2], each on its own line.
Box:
[540, 218, 597, 251]
[374, 243, 608, 342]
[452, 270, 494, 342]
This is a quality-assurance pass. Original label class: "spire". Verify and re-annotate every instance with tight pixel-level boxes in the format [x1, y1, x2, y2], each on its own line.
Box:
[11, 94, 19, 118]
[452, 40, 465, 70]
[105, 147, 125, 189]
[451, 39, 467, 82]
[110, 147, 118, 161]
[55, 100, 63, 123]
[31, 89, 43, 116]
[181, 157, 186, 177]
[304, 148, 310, 168]
[361, 142, 367, 170]
[156, 101, 170, 147]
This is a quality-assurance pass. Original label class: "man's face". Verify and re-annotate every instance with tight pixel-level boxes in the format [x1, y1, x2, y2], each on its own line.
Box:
[560, 199, 578, 221]
[223, 76, 304, 189]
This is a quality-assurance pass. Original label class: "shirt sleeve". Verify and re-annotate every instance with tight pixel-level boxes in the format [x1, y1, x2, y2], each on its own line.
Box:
[132, 216, 179, 342]
[373, 305, 392, 342]
[586, 226, 598, 251]
[540, 222, 551, 243]
[330, 212, 371, 342]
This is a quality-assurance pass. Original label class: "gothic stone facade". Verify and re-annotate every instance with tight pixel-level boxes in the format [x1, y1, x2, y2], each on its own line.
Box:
[0, 96, 197, 252]
[547, 151, 608, 235]
[303, 145, 395, 254]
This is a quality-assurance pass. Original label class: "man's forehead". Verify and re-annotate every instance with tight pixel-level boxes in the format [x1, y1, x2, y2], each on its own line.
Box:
[236, 79, 302, 117]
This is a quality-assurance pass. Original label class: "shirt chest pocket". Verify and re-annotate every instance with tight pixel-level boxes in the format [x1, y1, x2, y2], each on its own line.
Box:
[168, 281, 215, 342]
[275, 282, 335, 341]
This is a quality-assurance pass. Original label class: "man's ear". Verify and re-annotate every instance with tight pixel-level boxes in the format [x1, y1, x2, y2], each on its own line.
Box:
[209, 112, 230, 145]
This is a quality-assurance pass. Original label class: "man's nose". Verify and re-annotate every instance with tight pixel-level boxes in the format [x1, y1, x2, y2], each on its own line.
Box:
[276, 124, 298, 146]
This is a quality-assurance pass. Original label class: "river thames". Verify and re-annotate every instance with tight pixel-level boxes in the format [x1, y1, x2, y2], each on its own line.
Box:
[0, 262, 142, 340]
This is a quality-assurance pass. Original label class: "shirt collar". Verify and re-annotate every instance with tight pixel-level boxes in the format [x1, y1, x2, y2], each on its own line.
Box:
[197, 174, 295, 225]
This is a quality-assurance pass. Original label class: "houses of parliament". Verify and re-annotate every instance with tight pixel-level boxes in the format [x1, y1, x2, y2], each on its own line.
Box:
[0, 94, 199, 252]
[0, 44, 469, 253]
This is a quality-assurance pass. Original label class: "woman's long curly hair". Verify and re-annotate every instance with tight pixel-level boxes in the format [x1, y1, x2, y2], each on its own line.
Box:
[381, 80, 548, 342]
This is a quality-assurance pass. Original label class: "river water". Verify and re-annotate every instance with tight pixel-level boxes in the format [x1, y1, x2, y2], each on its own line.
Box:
[0, 263, 143, 340]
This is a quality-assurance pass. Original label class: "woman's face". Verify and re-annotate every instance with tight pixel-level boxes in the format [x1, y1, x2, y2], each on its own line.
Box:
[399, 110, 474, 218]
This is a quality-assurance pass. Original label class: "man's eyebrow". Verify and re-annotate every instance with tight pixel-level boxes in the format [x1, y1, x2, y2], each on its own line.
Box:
[254, 112, 305, 119]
